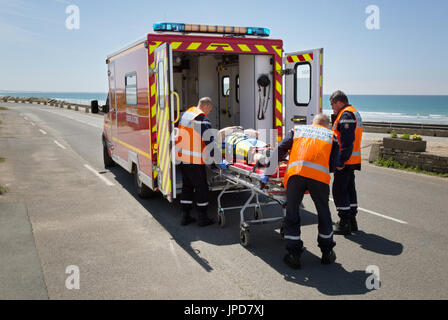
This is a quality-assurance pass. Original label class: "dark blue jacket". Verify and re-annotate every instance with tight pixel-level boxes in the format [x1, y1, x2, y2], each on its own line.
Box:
[331, 106, 361, 170]
[195, 113, 215, 158]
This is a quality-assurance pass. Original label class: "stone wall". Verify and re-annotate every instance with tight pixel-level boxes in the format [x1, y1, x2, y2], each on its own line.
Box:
[364, 126, 448, 138]
[379, 146, 448, 174]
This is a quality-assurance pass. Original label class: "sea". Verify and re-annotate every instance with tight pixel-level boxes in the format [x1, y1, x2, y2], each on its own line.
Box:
[1, 91, 447, 124]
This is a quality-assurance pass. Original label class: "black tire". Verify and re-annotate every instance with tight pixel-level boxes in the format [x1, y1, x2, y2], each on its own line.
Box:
[240, 228, 250, 247]
[134, 168, 156, 199]
[218, 209, 226, 228]
[103, 141, 115, 168]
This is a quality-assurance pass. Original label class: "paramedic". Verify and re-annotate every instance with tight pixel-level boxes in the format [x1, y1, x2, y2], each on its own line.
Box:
[268, 113, 339, 268]
[330, 91, 363, 235]
[176, 97, 215, 227]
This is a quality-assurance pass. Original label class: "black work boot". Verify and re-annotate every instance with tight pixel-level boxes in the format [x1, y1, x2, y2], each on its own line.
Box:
[321, 249, 336, 265]
[180, 211, 196, 226]
[333, 218, 352, 235]
[198, 212, 214, 227]
[350, 216, 358, 232]
[283, 253, 301, 269]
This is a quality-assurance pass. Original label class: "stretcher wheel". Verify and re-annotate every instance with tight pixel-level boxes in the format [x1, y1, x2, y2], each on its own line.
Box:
[217, 209, 226, 228]
[254, 206, 263, 220]
[240, 228, 250, 247]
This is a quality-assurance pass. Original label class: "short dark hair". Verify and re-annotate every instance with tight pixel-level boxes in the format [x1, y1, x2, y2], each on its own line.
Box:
[330, 90, 349, 105]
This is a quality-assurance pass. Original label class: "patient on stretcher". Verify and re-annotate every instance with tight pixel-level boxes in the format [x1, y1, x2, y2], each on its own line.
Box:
[218, 126, 287, 178]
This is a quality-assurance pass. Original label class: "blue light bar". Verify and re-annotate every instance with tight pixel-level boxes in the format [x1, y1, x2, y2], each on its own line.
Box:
[153, 22, 270, 37]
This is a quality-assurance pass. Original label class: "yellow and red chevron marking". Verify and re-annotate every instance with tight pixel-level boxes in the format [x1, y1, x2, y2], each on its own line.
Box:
[155, 48, 172, 198]
[154, 40, 282, 56]
[286, 53, 313, 63]
[273, 49, 283, 141]
[148, 36, 284, 154]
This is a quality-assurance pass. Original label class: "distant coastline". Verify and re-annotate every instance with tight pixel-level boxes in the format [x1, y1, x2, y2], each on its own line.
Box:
[1, 91, 447, 124]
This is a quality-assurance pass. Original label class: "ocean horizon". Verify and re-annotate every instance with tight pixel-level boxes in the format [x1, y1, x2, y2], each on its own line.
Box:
[1, 91, 447, 124]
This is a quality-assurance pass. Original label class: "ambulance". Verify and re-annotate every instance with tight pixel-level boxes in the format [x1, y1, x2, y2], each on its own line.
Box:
[102, 22, 323, 202]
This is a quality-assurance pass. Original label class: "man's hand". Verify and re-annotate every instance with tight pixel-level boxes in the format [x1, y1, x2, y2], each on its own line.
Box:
[261, 174, 269, 184]
[336, 166, 345, 171]
[219, 159, 229, 170]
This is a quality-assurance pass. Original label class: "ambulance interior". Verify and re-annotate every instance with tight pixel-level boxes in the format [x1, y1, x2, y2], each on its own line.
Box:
[172, 51, 277, 143]
[171, 51, 278, 189]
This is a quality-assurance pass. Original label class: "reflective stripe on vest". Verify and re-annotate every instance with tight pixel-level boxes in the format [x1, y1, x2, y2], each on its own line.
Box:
[286, 160, 330, 174]
[332, 106, 363, 165]
[284, 124, 333, 187]
[175, 107, 207, 164]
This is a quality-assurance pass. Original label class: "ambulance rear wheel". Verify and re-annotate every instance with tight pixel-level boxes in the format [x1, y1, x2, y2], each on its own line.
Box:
[240, 228, 250, 247]
[103, 141, 115, 168]
[134, 168, 155, 199]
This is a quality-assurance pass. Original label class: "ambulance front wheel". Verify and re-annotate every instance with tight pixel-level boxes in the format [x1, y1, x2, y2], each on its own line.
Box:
[103, 140, 115, 168]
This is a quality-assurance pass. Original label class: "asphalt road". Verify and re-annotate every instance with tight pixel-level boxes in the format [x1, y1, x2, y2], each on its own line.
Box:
[1, 102, 448, 299]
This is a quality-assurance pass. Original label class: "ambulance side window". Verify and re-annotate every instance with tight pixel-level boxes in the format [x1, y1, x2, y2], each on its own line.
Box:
[294, 63, 311, 106]
[158, 62, 165, 109]
[222, 76, 230, 96]
[125, 72, 137, 105]
[235, 75, 240, 103]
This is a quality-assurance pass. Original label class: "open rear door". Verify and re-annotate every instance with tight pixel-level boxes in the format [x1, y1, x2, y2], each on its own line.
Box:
[154, 43, 177, 202]
[284, 48, 323, 133]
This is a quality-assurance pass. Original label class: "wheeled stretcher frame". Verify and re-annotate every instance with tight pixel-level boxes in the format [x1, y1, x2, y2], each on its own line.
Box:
[213, 164, 287, 247]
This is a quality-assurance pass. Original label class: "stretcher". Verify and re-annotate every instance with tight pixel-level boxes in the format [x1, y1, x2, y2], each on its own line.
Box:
[210, 161, 288, 247]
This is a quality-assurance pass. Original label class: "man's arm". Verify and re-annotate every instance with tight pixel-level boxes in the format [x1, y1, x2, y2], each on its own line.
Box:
[197, 114, 216, 158]
[336, 111, 356, 168]
[262, 129, 294, 175]
[329, 135, 340, 173]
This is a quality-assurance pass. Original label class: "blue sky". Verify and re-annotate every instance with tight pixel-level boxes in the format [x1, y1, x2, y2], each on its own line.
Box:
[0, 0, 447, 95]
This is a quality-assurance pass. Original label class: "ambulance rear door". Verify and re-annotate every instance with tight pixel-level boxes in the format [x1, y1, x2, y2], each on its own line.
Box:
[154, 43, 177, 202]
[283, 48, 323, 133]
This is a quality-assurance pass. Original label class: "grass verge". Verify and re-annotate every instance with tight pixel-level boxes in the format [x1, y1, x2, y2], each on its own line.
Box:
[374, 156, 448, 178]
[0, 157, 6, 194]
[0, 106, 9, 110]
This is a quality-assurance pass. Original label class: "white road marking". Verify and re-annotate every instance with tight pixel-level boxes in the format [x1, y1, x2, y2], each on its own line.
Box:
[30, 122, 35, 126]
[39, 129, 47, 135]
[24, 117, 28, 120]
[329, 197, 408, 224]
[84, 164, 114, 186]
[54, 140, 66, 150]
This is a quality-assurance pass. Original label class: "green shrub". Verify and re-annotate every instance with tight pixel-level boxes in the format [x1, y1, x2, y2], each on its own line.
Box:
[374, 156, 447, 177]
[400, 133, 410, 140]
[391, 131, 398, 138]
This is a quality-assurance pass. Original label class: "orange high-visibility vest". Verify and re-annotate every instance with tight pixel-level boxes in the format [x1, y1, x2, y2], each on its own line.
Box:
[175, 106, 207, 165]
[284, 124, 334, 188]
[332, 105, 363, 165]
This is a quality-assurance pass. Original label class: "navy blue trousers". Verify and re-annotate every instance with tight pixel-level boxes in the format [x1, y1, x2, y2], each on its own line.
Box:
[332, 166, 358, 219]
[179, 163, 209, 213]
[285, 175, 336, 255]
